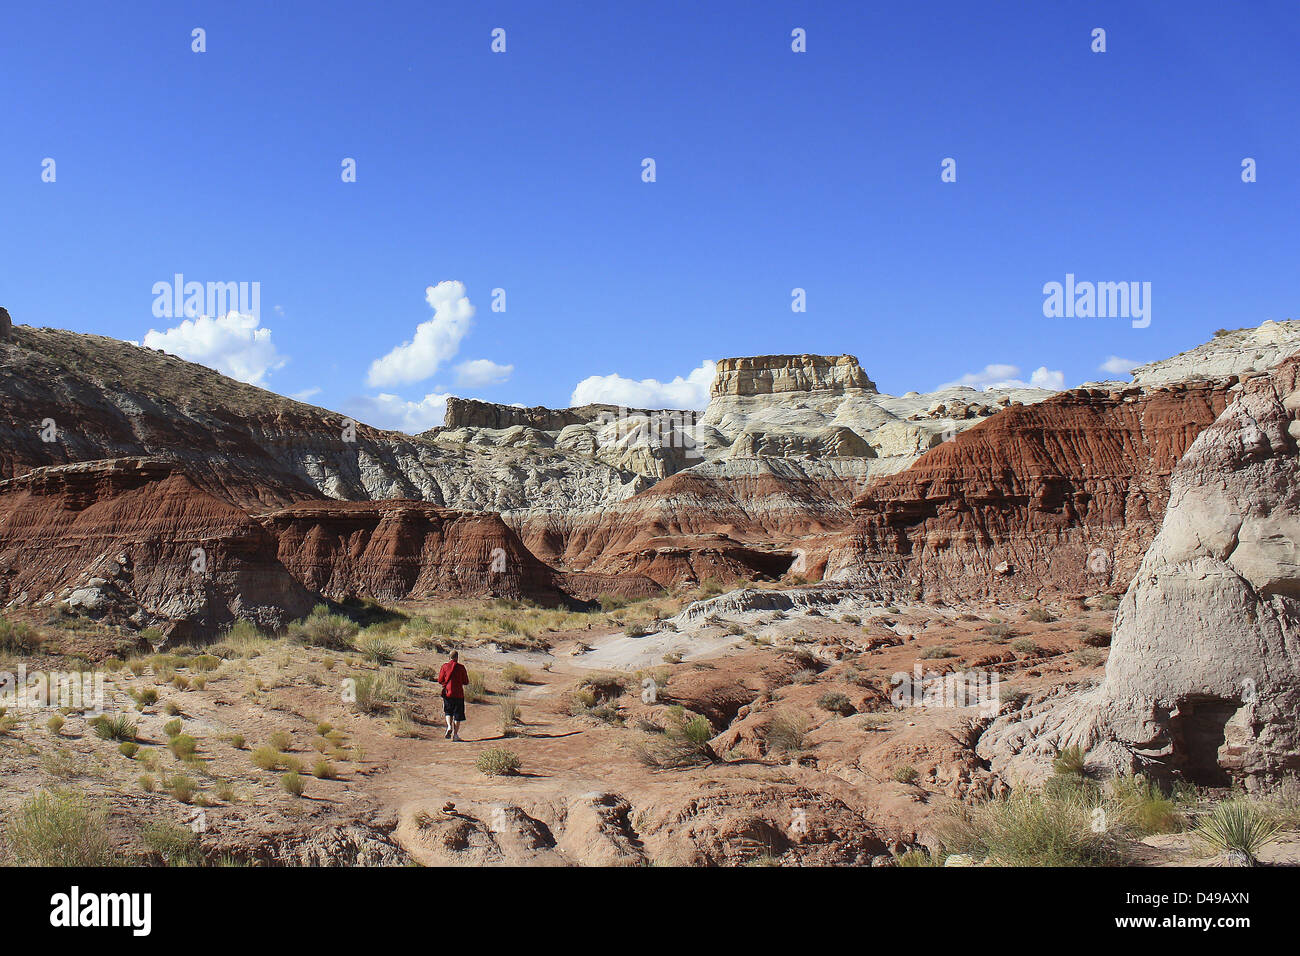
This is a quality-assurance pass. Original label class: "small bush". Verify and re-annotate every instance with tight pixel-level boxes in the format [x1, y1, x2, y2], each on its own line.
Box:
[91, 713, 137, 742]
[919, 646, 955, 660]
[45, 715, 65, 735]
[1026, 606, 1056, 623]
[499, 695, 521, 736]
[163, 718, 183, 738]
[167, 734, 198, 759]
[6, 790, 118, 866]
[353, 668, 409, 714]
[169, 775, 197, 804]
[119, 741, 140, 759]
[764, 710, 808, 754]
[227, 734, 245, 750]
[354, 635, 398, 666]
[281, 771, 306, 797]
[476, 747, 522, 776]
[1195, 801, 1282, 862]
[142, 820, 200, 865]
[312, 759, 338, 780]
[501, 663, 531, 686]
[892, 765, 920, 785]
[817, 691, 855, 716]
[251, 746, 280, 771]
[1010, 637, 1038, 656]
[268, 730, 293, 752]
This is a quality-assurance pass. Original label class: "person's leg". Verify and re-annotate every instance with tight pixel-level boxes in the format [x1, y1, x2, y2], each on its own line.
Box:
[444, 709, 453, 738]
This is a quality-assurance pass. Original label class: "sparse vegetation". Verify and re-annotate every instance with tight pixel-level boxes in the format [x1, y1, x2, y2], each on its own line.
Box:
[1194, 801, 1281, 863]
[764, 710, 809, 754]
[6, 790, 118, 866]
[476, 747, 522, 776]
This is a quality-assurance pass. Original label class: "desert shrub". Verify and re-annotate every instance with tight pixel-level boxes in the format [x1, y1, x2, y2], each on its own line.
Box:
[894, 849, 938, 867]
[167, 734, 198, 759]
[291, 608, 359, 650]
[163, 718, 183, 738]
[352, 668, 408, 714]
[1052, 745, 1088, 777]
[227, 734, 245, 750]
[919, 646, 955, 660]
[501, 663, 531, 686]
[251, 746, 280, 771]
[764, 710, 808, 754]
[1083, 628, 1112, 647]
[465, 670, 488, 703]
[354, 634, 397, 666]
[169, 775, 197, 804]
[45, 715, 65, 735]
[139, 774, 156, 792]
[625, 623, 650, 637]
[281, 771, 306, 797]
[1026, 606, 1056, 623]
[6, 790, 118, 866]
[637, 711, 715, 769]
[1110, 775, 1183, 835]
[119, 741, 139, 759]
[476, 748, 522, 776]
[817, 691, 855, 716]
[1010, 637, 1038, 656]
[268, 730, 293, 752]
[938, 788, 1126, 866]
[91, 713, 137, 742]
[892, 765, 920, 785]
[1092, 594, 1120, 611]
[1195, 801, 1281, 862]
[984, 623, 1015, 640]
[499, 695, 521, 736]
[129, 687, 158, 707]
[0, 618, 42, 655]
[312, 759, 338, 780]
[142, 820, 201, 865]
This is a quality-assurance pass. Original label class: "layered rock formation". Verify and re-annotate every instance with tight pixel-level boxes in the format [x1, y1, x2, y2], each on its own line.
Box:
[0, 458, 315, 639]
[260, 499, 657, 607]
[979, 357, 1300, 787]
[826, 380, 1234, 599]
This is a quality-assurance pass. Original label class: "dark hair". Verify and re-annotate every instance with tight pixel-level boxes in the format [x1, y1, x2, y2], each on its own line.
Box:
[449, 650, 459, 661]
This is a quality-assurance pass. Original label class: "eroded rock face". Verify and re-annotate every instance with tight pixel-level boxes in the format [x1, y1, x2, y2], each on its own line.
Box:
[259, 499, 657, 607]
[0, 459, 315, 639]
[978, 358, 1300, 788]
[826, 380, 1234, 600]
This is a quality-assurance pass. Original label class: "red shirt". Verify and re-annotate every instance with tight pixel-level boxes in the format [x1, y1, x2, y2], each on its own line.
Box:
[438, 661, 469, 699]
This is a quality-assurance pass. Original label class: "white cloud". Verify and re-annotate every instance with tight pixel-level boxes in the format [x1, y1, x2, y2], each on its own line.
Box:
[367, 280, 475, 387]
[143, 312, 286, 386]
[1098, 355, 1139, 377]
[345, 392, 453, 434]
[570, 360, 716, 409]
[940, 363, 1064, 392]
[290, 386, 322, 403]
[454, 359, 513, 388]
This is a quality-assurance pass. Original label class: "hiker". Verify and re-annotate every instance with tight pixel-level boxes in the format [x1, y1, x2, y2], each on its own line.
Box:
[437, 650, 469, 741]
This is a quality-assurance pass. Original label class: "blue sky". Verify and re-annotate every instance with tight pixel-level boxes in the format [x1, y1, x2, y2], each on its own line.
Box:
[2, 1, 1298, 430]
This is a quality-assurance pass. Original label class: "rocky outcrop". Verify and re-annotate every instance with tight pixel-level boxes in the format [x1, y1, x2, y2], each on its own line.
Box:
[827, 380, 1234, 600]
[0, 458, 315, 639]
[978, 357, 1300, 788]
[0, 307, 10, 341]
[439, 396, 695, 432]
[259, 499, 657, 607]
[1125, 319, 1300, 387]
[708, 354, 878, 400]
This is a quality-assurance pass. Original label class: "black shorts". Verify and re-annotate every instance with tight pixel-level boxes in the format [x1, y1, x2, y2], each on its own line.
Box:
[443, 696, 466, 721]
